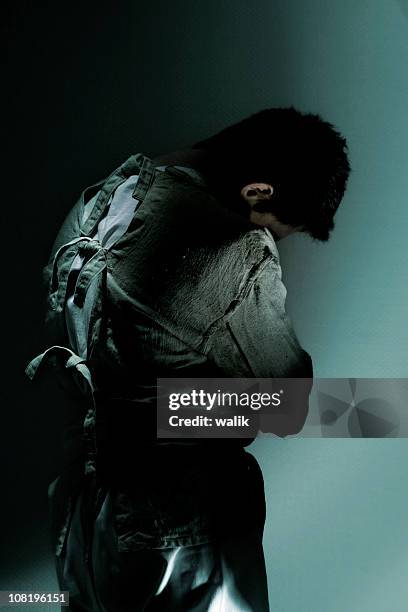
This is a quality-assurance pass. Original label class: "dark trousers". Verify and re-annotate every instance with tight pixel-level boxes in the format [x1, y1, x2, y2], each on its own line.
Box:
[52, 455, 270, 611]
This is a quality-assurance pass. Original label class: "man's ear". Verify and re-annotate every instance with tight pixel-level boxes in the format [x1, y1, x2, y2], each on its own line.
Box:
[240, 183, 274, 207]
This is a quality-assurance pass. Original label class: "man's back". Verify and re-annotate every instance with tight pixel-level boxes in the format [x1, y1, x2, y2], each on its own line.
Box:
[27, 151, 311, 611]
[36, 152, 310, 432]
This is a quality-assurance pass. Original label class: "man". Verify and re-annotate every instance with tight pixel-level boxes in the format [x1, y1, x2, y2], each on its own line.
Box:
[26, 107, 350, 611]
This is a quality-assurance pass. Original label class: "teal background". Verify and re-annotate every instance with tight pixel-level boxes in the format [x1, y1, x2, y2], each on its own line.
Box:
[272, 0, 408, 379]
[3, 1, 408, 610]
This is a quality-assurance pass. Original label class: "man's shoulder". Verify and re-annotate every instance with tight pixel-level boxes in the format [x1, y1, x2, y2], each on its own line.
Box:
[110, 163, 282, 340]
[149, 165, 279, 261]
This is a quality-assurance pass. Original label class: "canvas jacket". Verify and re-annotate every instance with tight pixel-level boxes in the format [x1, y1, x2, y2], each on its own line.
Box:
[26, 152, 313, 557]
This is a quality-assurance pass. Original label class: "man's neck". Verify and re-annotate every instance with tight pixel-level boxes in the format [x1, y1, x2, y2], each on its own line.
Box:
[152, 147, 249, 219]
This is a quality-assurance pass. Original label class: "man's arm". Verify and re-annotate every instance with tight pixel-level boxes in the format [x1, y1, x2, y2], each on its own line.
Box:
[206, 257, 313, 437]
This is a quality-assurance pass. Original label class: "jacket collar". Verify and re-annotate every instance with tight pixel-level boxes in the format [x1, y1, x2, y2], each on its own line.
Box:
[162, 165, 211, 191]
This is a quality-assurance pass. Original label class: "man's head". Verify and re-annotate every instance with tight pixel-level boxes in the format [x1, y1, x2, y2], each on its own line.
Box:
[192, 107, 350, 241]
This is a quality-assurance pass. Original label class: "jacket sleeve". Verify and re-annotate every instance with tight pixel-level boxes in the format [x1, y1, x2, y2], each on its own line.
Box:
[206, 257, 313, 436]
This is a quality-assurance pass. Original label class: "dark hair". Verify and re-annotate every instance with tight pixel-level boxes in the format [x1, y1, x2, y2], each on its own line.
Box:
[192, 107, 350, 241]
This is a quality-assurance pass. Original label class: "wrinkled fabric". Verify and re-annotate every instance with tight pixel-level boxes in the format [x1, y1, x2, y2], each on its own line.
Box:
[28, 152, 312, 562]
[65, 166, 171, 358]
